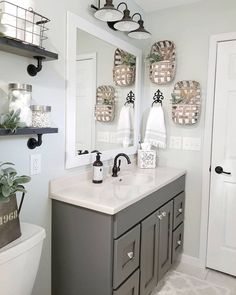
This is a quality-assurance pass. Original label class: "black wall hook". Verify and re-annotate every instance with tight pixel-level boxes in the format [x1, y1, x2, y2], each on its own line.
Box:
[125, 90, 135, 107]
[27, 134, 43, 149]
[27, 56, 45, 76]
[152, 89, 164, 106]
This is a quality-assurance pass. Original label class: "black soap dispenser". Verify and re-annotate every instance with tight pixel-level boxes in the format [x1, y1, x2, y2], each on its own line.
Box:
[92, 152, 103, 184]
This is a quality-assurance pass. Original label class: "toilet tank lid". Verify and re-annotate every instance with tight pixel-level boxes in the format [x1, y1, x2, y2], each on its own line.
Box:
[0, 222, 46, 265]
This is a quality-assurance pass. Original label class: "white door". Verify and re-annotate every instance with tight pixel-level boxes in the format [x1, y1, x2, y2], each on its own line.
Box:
[76, 54, 96, 152]
[207, 40, 236, 276]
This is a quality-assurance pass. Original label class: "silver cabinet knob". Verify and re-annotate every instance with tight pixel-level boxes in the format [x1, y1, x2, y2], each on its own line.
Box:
[127, 252, 134, 259]
[157, 214, 163, 220]
[162, 211, 167, 217]
[178, 208, 183, 213]
[177, 240, 182, 246]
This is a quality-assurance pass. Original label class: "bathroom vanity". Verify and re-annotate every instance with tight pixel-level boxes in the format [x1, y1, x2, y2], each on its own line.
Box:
[50, 167, 185, 295]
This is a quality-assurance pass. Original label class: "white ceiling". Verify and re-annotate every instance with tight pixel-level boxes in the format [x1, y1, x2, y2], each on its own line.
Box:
[133, 0, 204, 12]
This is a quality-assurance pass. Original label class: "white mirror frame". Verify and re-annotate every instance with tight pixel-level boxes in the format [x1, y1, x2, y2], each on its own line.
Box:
[66, 11, 142, 169]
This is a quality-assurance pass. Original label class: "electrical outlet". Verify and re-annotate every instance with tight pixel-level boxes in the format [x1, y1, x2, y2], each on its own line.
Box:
[30, 154, 42, 175]
[182, 137, 201, 151]
[169, 136, 182, 149]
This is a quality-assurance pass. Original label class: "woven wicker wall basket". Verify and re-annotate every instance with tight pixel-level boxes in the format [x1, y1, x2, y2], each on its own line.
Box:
[95, 85, 115, 122]
[149, 40, 176, 85]
[172, 80, 201, 125]
[113, 49, 136, 87]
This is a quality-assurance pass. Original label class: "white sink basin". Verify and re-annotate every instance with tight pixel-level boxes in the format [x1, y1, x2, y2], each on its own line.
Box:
[111, 173, 154, 186]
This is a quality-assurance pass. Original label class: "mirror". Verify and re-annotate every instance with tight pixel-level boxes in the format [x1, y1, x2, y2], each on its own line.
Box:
[66, 12, 142, 168]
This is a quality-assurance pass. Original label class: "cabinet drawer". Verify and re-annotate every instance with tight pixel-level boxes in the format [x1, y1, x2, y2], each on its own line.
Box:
[172, 223, 184, 264]
[173, 192, 185, 229]
[113, 225, 140, 289]
[113, 269, 139, 295]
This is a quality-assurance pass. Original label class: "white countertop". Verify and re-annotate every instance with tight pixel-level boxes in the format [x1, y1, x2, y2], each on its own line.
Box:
[50, 167, 186, 215]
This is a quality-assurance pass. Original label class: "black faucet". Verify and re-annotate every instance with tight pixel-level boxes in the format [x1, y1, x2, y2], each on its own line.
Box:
[112, 153, 131, 177]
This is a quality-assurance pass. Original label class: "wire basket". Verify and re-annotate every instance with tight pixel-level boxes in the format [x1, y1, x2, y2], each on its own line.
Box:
[0, 1, 49, 48]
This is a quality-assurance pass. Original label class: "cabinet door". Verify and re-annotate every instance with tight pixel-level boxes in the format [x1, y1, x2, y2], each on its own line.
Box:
[158, 200, 173, 280]
[140, 211, 159, 295]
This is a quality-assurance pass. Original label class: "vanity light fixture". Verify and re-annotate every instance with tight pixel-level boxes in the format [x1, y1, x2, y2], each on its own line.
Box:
[92, 0, 123, 22]
[128, 13, 151, 40]
[113, 2, 139, 32]
[91, 1, 151, 39]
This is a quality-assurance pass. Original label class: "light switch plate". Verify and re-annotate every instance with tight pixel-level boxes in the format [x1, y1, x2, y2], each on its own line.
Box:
[30, 154, 41, 175]
[182, 137, 201, 151]
[169, 136, 182, 149]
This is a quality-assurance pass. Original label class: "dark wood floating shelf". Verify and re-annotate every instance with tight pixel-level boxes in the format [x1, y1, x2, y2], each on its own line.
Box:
[0, 37, 58, 61]
[0, 127, 58, 136]
[0, 128, 58, 149]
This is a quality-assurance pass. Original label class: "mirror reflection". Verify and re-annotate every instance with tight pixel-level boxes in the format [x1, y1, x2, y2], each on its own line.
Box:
[76, 28, 136, 156]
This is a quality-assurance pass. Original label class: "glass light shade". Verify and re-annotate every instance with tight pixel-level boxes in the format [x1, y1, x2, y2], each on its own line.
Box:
[94, 8, 123, 22]
[114, 20, 139, 32]
[114, 8, 139, 32]
[128, 30, 151, 40]
[128, 19, 151, 40]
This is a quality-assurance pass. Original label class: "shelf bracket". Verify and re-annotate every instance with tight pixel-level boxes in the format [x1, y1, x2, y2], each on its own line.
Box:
[27, 56, 45, 76]
[27, 134, 43, 149]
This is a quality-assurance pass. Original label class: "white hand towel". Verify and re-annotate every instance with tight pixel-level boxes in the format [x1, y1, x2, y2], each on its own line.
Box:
[117, 105, 134, 148]
[144, 105, 166, 149]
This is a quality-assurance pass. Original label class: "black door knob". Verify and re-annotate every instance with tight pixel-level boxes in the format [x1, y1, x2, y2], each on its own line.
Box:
[215, 166, 231, 175]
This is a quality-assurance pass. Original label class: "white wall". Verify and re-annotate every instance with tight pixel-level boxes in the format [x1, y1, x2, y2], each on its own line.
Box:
[143, 0, 236, 259]
[0, 1, 145, 295]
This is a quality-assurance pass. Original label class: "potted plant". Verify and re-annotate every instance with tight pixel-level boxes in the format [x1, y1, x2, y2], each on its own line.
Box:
[145, 52, 162, 65]
[113, 49, 136, 87]
[120, 52, 136, 67]
[0, 162, 31, 248]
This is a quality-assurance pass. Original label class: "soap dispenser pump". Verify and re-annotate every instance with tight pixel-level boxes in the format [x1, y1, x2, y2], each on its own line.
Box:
[92, 152, 103, 184]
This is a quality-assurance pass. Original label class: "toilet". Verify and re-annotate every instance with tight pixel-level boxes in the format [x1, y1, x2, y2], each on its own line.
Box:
[0, 222, 46, 295]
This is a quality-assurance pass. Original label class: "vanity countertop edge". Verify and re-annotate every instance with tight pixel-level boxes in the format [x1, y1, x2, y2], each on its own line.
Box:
[50, 166, 186, 215]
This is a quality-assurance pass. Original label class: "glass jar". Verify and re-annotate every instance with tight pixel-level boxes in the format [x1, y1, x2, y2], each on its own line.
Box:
[31, 105, 51, 128]
[8, 83, 32, 126]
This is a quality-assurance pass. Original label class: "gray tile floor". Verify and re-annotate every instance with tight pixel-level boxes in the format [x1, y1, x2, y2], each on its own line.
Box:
[152, 263, 236, 295]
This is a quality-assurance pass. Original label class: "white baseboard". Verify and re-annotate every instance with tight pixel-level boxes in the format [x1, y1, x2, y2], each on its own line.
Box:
[180, 254, 205, 269]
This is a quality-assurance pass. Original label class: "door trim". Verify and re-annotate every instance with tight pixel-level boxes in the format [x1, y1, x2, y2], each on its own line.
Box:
[199, 32, 236, 269]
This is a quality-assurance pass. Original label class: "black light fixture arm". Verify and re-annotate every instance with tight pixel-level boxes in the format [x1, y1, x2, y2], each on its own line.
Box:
[27, 56, 45, 77]
[91, 0, 100, 10]
[117, 2, 128, 10]
[132, 12, 142, 21]
[27, 134, 43, 149]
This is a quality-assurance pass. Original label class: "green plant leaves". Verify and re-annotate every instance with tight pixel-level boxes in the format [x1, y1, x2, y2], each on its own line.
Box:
[0, 162, 31, 201]
[120, 52, 136, 67]
[146, 52, 162, 64]
[0, 110, 26, 133]
[2, 185, 11, 198]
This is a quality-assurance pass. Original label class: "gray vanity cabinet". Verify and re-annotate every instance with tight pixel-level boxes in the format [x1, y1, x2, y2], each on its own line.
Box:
[140, 212, 159, 295]
[52, 175, 185, 295]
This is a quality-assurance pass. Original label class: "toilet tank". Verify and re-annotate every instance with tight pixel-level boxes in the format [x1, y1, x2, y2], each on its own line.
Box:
[0, 222, 46, 295]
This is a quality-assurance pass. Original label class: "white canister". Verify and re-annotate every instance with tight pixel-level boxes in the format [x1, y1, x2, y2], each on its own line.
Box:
[31, 105, 51, 128]
[8, 83, 32, 127]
